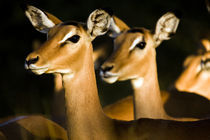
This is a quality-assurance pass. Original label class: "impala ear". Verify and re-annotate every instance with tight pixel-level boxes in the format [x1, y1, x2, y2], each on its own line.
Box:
[183, 55, 196, 68]
[22, 4, 62, 34]
[87, 9, 112, 40]
[108, 16, 130, 38]
[201, 39, 210, 52]
[153, 11, 181, 47]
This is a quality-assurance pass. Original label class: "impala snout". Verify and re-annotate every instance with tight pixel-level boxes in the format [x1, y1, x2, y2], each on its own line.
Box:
[25, 53, 39, 69]
[25, 56, 39, 68]
[100, 65, 114, 76]
[100, 64, 119, 83]
[25, 53, 49, 75]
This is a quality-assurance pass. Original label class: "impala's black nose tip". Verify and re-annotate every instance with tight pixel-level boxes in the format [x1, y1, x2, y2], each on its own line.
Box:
[100, 65, 114, 73]
[25, 56, 39, 66]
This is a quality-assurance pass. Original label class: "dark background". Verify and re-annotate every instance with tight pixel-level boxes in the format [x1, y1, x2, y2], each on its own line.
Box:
[0, 0, 209, 118]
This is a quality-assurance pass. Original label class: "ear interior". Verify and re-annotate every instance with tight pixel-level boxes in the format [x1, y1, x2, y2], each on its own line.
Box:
[25, 5, 61, 33]
[153, 11, 180, 47]
[108, 16, 130, 38]
[87, 9, 112, 40]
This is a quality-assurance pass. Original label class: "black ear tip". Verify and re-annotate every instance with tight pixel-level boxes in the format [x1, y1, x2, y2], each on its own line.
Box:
[100, 7, 113, 16]
[171, 10, 182, 19]
[20, 2, 29, 11]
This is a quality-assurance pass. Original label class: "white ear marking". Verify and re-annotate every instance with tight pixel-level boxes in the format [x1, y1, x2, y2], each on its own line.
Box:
[109, 17, 121, 37]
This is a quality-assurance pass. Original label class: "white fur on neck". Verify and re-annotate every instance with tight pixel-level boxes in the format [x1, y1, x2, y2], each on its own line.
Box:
[132, 77, 144, 88]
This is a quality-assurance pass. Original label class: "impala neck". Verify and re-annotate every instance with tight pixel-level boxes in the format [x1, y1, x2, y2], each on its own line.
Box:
[62, 44, 113, 139]
[131, 49, 168, 120]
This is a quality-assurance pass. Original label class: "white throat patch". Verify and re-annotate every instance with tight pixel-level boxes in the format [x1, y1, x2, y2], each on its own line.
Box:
[132, 77, 144, 88]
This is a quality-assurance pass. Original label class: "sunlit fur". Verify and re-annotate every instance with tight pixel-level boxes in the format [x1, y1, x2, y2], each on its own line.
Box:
[0, 115, 67, 140]
[175, 39, 210, 100]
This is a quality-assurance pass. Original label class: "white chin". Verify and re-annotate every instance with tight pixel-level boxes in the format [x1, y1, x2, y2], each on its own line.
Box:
[102, 76, 118, 84]
[31, 68, 48, 75]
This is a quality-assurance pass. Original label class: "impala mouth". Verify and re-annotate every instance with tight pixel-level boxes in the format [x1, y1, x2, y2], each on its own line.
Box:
[31, 67, 49, 75]
[100, 70, 119, 84]
[25, 64, 49, 75]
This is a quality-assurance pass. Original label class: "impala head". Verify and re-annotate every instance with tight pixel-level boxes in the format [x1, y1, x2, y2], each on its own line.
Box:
[175, 38, 210, 96]
[100, 11, 180, 83]
[24, 5, 111, 75]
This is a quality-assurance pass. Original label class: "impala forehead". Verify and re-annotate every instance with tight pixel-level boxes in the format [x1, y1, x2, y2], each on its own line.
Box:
[115, 31, 146, 49]
[48, 24, 83, 40]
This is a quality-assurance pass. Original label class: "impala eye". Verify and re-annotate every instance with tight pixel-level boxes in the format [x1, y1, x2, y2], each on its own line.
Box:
[67, 35, 80, 43]
[136, 42, 146, 49]
[201, 58, 210, 70]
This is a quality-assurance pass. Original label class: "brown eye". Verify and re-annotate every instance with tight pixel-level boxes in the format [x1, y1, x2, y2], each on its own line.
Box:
[67, 35, 80, 43]
[136, 42, 146, 49]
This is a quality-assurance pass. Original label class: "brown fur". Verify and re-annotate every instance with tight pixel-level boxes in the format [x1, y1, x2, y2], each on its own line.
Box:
[175, 39, 210, 100]
[0, 115, 67, 140]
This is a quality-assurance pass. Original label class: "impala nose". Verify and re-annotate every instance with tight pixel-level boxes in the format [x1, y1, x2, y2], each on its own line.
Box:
[101, 65, 114, 73]
[100, 65, 114, 78]
[25, 56, 39, 69]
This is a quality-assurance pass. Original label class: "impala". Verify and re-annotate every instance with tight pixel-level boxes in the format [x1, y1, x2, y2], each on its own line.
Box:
[24, 5, 133, 121]
[101, 11, 179, 120]
[175, 38, 210, 100]
[25, 6, 210, 139]
[100, 10, 210, 120]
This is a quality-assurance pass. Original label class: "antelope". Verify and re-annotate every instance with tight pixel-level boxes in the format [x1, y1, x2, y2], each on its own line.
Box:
[101, 11, 178, 120]
[100, 11, 210, 120]
[0, 115, 67, 140]
[24, 5, 132, 121]
[25, 7, 210, 140]
[175, 38, 210, 100]
[175, 0, 210, 100]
